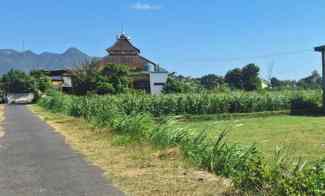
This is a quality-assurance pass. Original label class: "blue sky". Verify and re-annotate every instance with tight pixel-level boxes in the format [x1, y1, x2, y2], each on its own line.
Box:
[1, 1, 325, 79]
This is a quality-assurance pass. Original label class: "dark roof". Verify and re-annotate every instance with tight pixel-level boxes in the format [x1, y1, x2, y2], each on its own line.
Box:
[139, 56, 157, 66]
[107, 34, 140, 55]
[101, 55, 151, 70]
[100, 33, 168, 73]
[46, 69, 72, 76]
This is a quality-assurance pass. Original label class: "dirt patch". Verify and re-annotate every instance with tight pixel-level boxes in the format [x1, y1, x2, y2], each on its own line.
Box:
[30, 105, 230, 196]
[153, 147, 181, 160]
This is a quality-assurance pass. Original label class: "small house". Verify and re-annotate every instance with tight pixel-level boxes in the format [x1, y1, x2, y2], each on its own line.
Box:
[46, 69, 73, 90]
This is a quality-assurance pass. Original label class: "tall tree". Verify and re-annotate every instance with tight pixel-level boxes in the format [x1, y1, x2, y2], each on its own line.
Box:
[71, 61, 130, 95]
[100, 64, 129, 94]
[270, 77, 297, 89]
[30, 70, 52, 93]
[71, 61, 99, 95]
[241, 64, 261, 91]
[163, 73, 201, 93]
[200, 74, 224, 90]
[270, 77, 282, 88]
[225, 68, 243, 89]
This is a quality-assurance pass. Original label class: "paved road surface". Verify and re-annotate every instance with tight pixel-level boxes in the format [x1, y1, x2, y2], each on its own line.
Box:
[0, 105, 124, 196]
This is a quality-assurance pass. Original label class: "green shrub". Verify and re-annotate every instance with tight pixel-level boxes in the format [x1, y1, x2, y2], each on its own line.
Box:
[111, 113, 155, 139]
[291, 96, 321, 114]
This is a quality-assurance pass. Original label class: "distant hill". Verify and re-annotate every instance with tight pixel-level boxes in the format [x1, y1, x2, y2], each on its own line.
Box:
[0, 48, 93, 74]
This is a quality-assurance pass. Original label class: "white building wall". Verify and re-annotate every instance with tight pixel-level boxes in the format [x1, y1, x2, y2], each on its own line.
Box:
[149, 72, 168, 95]
[62, 76, 73, 88]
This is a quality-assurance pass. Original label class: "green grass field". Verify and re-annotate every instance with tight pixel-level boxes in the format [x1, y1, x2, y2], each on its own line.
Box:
[174, 115, 325, 160]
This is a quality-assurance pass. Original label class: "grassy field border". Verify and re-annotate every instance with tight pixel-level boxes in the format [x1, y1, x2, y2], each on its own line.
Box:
[173, 110, 291, 122]
[30, 105, 231, 196]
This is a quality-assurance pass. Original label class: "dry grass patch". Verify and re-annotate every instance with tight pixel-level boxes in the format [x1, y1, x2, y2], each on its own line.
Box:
[0, 105, 5, 138]
[30, 105, 229, 196]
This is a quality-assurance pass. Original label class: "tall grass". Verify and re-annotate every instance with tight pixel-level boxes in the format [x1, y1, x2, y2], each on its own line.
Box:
[38, 90, 325, 195]
[40, 90, 322, 117]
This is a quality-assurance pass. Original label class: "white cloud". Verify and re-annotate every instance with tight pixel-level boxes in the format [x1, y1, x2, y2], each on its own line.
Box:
[130, 2, 162, 11]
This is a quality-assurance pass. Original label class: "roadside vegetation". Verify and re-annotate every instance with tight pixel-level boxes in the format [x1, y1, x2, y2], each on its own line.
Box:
[1, 62, 324, 195]
[31, 105, 229, 195]
[37, 90, 325, 195]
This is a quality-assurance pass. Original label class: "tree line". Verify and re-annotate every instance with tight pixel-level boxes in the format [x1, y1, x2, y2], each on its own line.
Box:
[0, 62, 130, 97]
[0, 62, 322, 98]
[164, 64, 323, 93]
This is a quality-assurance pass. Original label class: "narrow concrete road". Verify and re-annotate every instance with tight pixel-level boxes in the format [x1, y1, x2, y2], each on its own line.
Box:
[0, 105, 124, 196]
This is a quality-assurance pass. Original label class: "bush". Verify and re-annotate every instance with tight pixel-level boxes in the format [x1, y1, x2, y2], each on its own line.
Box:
[111, 113, 155, 139]
[291, 96, 321, 114]
[163, 75, 201, 94]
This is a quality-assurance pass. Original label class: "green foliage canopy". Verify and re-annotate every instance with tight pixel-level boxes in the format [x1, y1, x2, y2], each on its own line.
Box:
[30, 70, 52, 93]
[297, 70, 322, 89]
[241, 63, 261, 91]
[200, 74, 224, 90]
[163, 73, 201, 93]
[101, 64, 129, 94]
[71, 61, 129, 95]
[1, 69, 35, 93]
[225, 64, 261, 91]
[225, 68, 243, 89]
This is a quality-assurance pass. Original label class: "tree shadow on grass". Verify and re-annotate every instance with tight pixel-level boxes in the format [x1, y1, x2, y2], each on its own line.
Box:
[290, 108, 325, 117]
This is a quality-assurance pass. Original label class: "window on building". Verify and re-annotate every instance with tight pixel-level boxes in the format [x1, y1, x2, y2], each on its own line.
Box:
[154, 82, 165, 86]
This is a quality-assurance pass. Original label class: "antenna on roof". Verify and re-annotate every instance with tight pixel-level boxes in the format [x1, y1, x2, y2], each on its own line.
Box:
[22, 40, 25, 52]
[121, 24, 124, 34]
[117, 24, 126, 39]
[267, 60, 275, 81]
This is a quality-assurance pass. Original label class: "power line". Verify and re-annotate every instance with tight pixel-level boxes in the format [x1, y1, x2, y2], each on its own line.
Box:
[184, 48, 314, 65]
[211, 48, 313, 63]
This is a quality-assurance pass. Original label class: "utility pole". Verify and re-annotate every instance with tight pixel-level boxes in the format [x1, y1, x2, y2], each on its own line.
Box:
[267, 60, 275, 81]
[314, 45, 325, 112]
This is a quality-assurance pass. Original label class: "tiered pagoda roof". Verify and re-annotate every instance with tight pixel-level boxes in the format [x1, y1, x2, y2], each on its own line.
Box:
[101, 33, 167, 72]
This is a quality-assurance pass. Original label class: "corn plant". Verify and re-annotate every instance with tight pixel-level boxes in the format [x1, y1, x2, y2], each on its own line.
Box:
[38, 89, 325, 195]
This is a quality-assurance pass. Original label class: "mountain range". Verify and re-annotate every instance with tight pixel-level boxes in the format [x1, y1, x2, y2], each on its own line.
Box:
[0, 48, 93, 74]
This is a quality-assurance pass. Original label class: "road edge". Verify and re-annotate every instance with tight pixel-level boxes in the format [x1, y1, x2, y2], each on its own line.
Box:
[0, 105, 5, 138]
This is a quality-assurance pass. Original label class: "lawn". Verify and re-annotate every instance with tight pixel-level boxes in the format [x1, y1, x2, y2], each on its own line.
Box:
[174, 114, 325, 160]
